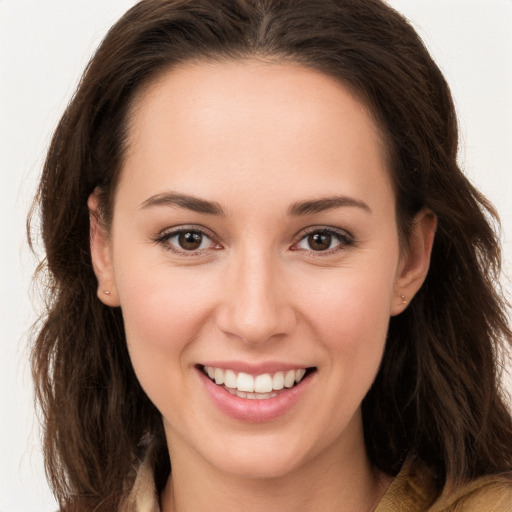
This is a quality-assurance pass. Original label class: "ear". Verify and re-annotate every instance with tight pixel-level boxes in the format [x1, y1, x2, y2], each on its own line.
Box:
[391, 209, 436, 316]
[88, 192, 120, 307]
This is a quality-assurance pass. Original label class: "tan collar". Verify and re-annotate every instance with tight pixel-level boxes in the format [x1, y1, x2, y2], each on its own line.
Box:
[120, 455, 512, 512]
[120, 454, 160, 512]
[375, 458, 438, 511]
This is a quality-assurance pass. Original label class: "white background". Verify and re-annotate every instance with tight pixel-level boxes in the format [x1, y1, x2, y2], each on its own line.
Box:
[1, 1, 511, 510]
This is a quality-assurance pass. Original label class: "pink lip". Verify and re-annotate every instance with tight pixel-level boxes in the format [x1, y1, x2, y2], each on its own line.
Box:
[197, 367, 313, 423]
[200, 361, 309, 375]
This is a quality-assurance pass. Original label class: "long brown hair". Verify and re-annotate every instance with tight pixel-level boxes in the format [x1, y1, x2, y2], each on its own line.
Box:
[30, 0, 512, 510]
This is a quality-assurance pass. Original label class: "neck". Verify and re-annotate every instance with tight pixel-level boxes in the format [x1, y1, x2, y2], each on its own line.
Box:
[160, 413, 392, 512]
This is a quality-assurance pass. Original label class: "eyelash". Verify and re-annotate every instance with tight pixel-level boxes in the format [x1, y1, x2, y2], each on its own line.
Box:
[291, 227, 355, 255]
[152, 225, 221, 256]
[152, 226, 355, 256]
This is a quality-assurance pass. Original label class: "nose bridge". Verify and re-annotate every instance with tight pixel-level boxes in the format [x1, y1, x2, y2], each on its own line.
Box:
[217, 242, 295, 344]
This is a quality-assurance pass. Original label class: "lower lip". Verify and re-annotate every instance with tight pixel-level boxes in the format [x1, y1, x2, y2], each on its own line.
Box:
[198, 369, 312, 422]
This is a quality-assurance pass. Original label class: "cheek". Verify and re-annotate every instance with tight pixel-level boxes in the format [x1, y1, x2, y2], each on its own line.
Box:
[303, 264, 396, 343]
[112, 249, 219, 376]
[296, 252, 398, 390]
[114, 260, 222, 421]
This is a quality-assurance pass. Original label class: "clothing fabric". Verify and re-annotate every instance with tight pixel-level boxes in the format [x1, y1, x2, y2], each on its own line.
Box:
[122, 456, 512, 511]
[375, 459, 512, 512]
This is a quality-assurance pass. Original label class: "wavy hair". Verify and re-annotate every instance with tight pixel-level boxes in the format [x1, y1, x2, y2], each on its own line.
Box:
[29, 0, 512, 510]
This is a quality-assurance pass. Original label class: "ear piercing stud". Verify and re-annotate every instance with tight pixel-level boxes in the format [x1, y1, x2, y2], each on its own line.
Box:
[103, 290, 111, 296]
[400, 295, 407, 304]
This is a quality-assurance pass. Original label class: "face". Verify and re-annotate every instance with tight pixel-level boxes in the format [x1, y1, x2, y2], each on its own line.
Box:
[90, 60, 434, 479]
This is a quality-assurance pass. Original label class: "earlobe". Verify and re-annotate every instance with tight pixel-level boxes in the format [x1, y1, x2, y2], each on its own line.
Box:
[391, 209, 436, 316]
[88, 192, 120, 307]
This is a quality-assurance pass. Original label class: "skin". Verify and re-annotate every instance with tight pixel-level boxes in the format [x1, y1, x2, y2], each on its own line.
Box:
[89, 60, 436, 511]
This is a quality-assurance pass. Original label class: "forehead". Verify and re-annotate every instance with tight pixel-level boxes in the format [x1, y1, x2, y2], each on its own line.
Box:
[119, 59, 393, 213]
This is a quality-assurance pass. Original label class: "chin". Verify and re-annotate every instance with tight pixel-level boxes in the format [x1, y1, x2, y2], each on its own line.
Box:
[201, 432, 314, 480]
[216, 453, 304, 480]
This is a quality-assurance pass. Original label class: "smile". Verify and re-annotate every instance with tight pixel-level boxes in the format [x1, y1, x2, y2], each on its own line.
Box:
[202, 365, 310, 400]
[198, 364, 316, 421]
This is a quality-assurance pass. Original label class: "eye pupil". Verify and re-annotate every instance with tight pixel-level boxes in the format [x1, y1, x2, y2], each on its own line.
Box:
[178, 231, 202, 250]
[308, 232, 331, 251]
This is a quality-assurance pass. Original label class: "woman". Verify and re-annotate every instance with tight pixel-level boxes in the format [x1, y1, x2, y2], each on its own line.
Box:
[30, 0, 512, 510]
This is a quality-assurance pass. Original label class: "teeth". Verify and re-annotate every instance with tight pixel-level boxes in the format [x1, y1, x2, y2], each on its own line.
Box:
[214, 367, 224, 385]
[226, 388, 278, 400]
[272, 371, 284, 390]
[224, 369, 237, 389]
[203, 366, 309, 395]
[237, 372, 254, 392]
[254, 373, 273, 393]
[295, 368, 306, 383]
[284, 370, 296, 388]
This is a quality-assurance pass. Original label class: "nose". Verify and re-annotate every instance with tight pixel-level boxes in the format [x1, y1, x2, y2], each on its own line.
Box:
[216, 248, 297, 345]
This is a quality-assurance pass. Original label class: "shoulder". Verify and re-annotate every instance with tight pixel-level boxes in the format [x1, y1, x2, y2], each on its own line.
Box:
[429, 474, 512, 512]
[376, 458, 439, 511]
[377, 458, 512, 512]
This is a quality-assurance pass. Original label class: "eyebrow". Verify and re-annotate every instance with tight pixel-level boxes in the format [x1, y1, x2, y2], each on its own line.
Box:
[140, 192, 225, 216]
[288, 196, 372, 216]
[140, 191, 371, 217]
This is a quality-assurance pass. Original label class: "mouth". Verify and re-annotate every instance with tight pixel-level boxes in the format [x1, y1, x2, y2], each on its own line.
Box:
[199, 365, 317, 400]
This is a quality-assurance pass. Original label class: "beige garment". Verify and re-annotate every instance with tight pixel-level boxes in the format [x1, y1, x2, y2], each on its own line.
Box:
[124, 456, 512, 512]
[120, 456, 160, 512]
[376, 458, 512, 512]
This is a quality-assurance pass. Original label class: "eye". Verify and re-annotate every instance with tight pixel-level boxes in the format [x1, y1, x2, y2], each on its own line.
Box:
[174, 231, 208, 251]
[293, 228, 354, 253]
[154, 227, 220, 254]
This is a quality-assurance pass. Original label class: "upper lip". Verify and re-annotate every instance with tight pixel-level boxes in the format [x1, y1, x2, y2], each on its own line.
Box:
[198, 361, 313, 375]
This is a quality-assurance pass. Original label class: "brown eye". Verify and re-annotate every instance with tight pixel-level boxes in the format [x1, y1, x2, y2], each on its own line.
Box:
[307, 232, 332, 251]
[155, 227, 221, 255]
[178, 231, 204, 250]
[293, 228, 353, 254]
